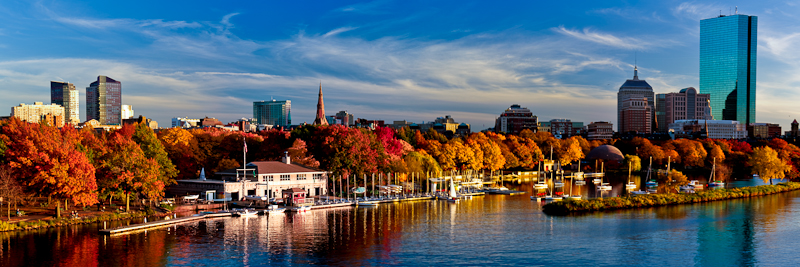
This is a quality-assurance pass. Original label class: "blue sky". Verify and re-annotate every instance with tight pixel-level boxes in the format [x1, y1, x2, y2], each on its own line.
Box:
[1, 0, 799, 130]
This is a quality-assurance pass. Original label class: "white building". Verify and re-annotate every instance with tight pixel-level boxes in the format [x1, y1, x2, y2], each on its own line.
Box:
[172, 117, 201, 128]
[168, 154, 328, 204]
[668, 120, 748, 139]
[11, 102, 65, 127]
[121, 105, 134, 120]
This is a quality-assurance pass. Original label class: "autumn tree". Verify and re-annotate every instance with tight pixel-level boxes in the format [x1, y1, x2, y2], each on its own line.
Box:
[0, 118, 98, 217]
[97, 133, 163, 212]
[0, 166, 24, 220]
[657, 169, 688, 193]
[556, 137, 584, 166]
[749, 146, 791, 185]
[158, 127, 199, 180]
[133, 122, 177, 189]
[287, 139, 319, 168]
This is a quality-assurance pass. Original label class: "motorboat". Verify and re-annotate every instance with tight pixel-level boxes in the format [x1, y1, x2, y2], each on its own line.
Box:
[291, 206, 311, 213]
[534, 182, 548, 190]
[233, 209, 258, 217]
[626, 182, 637, 190]
[597, 183, 612, 191]
[681, 180, 703, 191]
[264, 205, 286, 214]
[359, 201, 379, 206]
[574, 180, 586, 186]
[646, 180, 658, 187]
[631, 190, 650, 195]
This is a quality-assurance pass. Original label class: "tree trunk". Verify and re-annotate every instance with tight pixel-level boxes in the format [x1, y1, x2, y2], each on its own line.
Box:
[126, 193, 130, 212]
[7, 200, 10, 221]
[56, 200, 61, 218]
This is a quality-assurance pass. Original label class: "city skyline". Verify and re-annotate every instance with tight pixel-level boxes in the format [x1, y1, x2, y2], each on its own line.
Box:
[1, 1, 799, 129]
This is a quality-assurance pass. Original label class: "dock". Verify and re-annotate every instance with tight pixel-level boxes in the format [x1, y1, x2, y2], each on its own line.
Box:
[99, 212, 232, 235]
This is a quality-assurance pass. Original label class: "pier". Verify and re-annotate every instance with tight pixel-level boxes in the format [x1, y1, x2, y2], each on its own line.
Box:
[99, 212, 232, 235]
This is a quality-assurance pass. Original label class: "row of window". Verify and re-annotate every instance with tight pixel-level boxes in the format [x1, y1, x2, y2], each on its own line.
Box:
[265, 174, 324, 182]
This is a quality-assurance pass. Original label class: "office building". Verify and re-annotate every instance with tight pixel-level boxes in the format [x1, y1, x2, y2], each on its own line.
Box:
[700, 13, 757, 124]
[495, 104, 538, 134]
[656, 87, 712, 131]
[619, 95, 652, 133]
[617, 67, 654, 133]
[253, 100, 291, 128]
[50, 81, 79, 124]
[746, 123, 781, 138]
[86, 76, 122, 125]
[586, 121, 613, 140]
[669, 120, 747, 139]
[11, 102, 65, 127]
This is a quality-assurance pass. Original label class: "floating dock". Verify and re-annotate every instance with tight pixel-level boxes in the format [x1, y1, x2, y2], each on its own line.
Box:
[99, 213, 232, 235]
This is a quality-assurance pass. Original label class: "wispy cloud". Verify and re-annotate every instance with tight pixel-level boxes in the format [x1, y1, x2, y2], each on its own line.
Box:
[672, 2, 726, 20]
[554, 26, 673, 50]
[323, 26, 358, 37]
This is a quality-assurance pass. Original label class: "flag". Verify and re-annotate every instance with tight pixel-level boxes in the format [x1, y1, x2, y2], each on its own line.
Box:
[244, 139, 248, 153]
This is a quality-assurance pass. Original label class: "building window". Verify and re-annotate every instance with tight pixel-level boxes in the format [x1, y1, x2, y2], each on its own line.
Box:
[267, 175, 274, 181]
[313, 173, 323, 180]
[280, 175, 290, 181]
[297, 174, 306, 180]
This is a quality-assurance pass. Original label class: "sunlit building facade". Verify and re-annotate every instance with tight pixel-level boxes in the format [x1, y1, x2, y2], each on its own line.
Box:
[617, 67, 654, 133]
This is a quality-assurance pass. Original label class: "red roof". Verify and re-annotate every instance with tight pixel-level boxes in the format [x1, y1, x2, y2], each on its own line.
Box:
[247, 161, 322, 174]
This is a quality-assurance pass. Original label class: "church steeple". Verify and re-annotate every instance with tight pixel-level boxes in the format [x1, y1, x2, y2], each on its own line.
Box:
[313, 82, 328, 125]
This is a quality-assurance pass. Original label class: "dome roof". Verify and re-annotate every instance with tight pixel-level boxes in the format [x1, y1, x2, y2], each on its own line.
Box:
[586, 145, 624, 161]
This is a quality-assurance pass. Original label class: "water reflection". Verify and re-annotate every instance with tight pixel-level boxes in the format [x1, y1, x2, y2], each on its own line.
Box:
[1, 185, 800, 266]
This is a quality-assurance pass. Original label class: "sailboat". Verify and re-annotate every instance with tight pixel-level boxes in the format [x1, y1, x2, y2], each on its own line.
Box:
[632, 157, 651, 195]
[625, 162, 637, 191]
[447, 176, 459, 202]
[597, 162, 611, 191]
[544, 168, 563, 201]
[708, 157, 724, 187]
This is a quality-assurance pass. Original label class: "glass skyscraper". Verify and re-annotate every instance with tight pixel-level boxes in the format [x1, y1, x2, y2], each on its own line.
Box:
[253, 100, 291, 127]
[700, 14, 757, 124]
[86, 76, 122, 125]
[51, 81, 79, 124]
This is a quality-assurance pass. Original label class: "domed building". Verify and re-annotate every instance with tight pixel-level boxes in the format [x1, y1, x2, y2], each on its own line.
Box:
[586, 145, 624, 162]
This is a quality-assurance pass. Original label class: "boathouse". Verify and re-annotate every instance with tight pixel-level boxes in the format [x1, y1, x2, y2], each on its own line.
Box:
[168, 153, 328, 201]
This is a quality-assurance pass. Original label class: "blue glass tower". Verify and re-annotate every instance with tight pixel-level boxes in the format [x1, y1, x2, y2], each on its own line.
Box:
[253, 100, 292, 127]
[700, 14, 757, 124]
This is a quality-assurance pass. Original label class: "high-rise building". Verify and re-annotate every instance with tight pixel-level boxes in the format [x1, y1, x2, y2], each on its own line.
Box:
[313, 83, 328, 125]
[86, 76, 122, 125]
[619, 95, 652, 133]
[700, 13, 757, 124]
[656, 87, 712, 131]
[11, 102, 65, 127]
[50, 81, 79, 124]
[494, 104, 538, 134]
[617, 67, 654, 133]
[121, 105, 134, 120]
[253, 100, 291, 127]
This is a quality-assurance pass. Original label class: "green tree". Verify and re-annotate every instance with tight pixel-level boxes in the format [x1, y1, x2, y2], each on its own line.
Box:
[749, 146, 791, 185]
[133, 122, 178, 187]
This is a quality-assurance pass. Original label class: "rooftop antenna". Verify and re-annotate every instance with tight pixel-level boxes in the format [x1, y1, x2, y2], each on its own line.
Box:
[735, 6, 738, 14]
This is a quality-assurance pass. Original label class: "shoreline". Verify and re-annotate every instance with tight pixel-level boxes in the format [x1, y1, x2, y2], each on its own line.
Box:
[542, 182, 800, 215]
[0, 210, 169, 232]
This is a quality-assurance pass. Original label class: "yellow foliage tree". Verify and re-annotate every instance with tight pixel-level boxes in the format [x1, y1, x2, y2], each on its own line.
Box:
[749, 146, 791, 185]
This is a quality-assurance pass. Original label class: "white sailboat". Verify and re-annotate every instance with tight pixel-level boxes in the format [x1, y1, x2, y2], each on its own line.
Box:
[625, 162, 637, 191]
[597, 162, 611, 191]
[447, 177, 459, 202]
[633, 157, 652, 195]
[708, 157, 724, 187]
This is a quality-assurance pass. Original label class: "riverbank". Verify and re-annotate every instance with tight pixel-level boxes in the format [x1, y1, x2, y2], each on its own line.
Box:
[542, 182, 800, 215]
[0, 210, 167, 232]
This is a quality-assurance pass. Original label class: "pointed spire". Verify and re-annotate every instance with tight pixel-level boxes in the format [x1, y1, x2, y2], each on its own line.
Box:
[313, 81, 328, 125]
[633, 66, 639, 80]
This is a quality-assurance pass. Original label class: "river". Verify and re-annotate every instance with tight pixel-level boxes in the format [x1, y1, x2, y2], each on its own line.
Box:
[2, 177, 798, 266]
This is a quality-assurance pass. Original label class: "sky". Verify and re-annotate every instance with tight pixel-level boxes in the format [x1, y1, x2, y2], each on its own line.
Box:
[1, 0, 799, 130]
